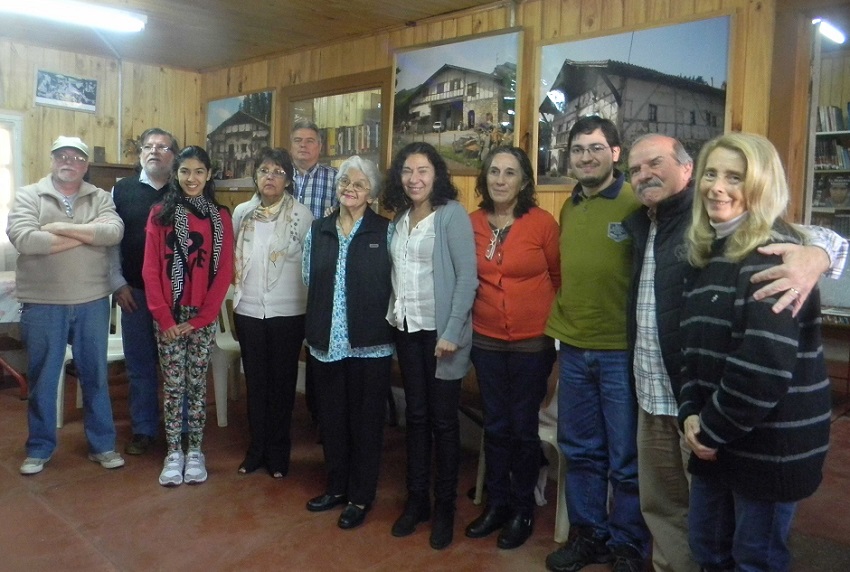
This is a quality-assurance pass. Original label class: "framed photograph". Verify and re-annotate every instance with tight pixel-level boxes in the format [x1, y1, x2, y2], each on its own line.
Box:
[34, 70, 98, 113]
[392, 29, 522, 175]
[537, 16, 730, 186]
[206, 90, 274, 186]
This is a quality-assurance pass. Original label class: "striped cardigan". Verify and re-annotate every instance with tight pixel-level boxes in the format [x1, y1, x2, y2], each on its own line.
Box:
[677, 231, 831, 502]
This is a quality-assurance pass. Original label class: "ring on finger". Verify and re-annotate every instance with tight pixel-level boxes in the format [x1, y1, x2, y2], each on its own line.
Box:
[789, 287, 800, 297]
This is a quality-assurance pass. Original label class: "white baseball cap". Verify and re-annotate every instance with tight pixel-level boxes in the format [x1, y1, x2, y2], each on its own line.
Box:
[51, 136, 90, 158]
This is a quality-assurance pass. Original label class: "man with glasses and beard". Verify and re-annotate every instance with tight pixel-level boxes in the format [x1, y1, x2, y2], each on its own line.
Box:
[109, 128, 180, 456]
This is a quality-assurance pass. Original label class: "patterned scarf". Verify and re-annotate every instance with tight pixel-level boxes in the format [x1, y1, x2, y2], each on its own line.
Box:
[234, 194, 295, 291]
[171, 194, 224, 320]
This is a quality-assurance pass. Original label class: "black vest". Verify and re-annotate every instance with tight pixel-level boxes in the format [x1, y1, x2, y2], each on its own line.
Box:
[305, 208, 393, 352]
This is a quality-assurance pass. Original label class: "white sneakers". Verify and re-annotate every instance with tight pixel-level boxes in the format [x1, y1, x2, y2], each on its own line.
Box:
[20, 451, 124, 475]
[159, 451, 185, 486]
[184, 450, 208, 484]
[159, 449, 208, 486]
[19, 457, 51, 475]
[88, 450, 126, 469]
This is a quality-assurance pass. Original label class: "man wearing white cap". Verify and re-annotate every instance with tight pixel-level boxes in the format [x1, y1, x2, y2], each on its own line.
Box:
[7, 135, 126, 475]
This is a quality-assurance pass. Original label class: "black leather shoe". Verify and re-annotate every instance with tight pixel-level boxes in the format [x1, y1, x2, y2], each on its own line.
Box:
[338, 503, 369, 529]
[430, 505, 455, 550]
[306, 493, 347, 512]
[497, 514, 533, 550]
[391, 497, 431, 537]
[465, 505, 512, 538]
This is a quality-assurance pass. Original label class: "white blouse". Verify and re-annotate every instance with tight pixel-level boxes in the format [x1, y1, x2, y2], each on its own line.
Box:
[387, 209, 436, 332]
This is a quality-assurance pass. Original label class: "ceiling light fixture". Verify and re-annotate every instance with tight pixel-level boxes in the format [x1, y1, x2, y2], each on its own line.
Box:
[813, 18, 846, 44]
[0, 0, 147, 33]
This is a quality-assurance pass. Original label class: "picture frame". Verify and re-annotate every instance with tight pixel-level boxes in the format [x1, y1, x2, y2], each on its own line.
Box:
[391, 29, 523, 175]
[34, 70, 98, 113]
[536, 16, 731, 187]
[206, 90, 275, 186]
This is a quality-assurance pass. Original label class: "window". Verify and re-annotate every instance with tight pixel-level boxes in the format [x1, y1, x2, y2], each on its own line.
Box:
[467, 83, 478, 97]
[690, 111, 696, 125]
[648, 104, 658, 122]
[0, 112, 23, 271]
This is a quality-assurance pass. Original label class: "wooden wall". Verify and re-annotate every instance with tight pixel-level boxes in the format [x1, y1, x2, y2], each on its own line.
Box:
[0, 39, 201, 185]
[200, 0, 779, 218]
[1, 0, 785, 216]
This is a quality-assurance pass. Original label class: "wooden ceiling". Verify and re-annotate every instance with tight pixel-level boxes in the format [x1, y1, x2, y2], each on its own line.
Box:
[0, 0, 503, 71]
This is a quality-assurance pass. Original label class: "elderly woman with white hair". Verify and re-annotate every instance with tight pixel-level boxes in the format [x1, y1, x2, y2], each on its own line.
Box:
[302, 155, 394, 531]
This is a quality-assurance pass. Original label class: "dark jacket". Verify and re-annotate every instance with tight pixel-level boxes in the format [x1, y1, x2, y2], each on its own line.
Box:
[305, 208, 392, 352]
[623, 183, 695, 399]
[113, 173, 168, 290]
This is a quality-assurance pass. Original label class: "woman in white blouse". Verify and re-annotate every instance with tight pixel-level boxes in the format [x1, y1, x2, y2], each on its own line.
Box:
[232, 147, 314, 478]
[382, 142, 478, 550]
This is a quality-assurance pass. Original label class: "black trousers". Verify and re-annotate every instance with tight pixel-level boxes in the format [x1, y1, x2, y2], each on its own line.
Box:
[312, 355, 392, 506]
[395, 328, 462, 507]
[234, 313, 305, 474]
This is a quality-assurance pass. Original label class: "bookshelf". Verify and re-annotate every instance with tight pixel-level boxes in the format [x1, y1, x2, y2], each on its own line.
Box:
[811, 126, 850, 239]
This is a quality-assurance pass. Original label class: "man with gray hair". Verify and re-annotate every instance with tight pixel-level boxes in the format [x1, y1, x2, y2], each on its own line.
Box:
[290, 119, 339, 425]
[623, 133, 847, 572]
[8, 135, 125, 475]
[290, 119, 338, 219]
[109, 127, 180, 455]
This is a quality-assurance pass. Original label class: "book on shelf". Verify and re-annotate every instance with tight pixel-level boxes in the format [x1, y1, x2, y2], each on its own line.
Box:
[817, 105, 847, 132]
[814, 138, 850, 170]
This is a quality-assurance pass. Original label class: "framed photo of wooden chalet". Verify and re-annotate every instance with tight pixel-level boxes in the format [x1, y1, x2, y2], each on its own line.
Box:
[536, 16, 731, 188]
[391, 29, 523, 176]
[205, 89, 275, 187]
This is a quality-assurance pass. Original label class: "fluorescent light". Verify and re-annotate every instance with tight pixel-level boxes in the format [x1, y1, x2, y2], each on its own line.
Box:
[0, 0, 147, 33]
[813, 18, 846, 44]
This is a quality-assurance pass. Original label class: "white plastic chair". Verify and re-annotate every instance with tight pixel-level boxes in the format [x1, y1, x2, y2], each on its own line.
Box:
[209, 285, 241, 427]
[56, 302, 125, 428]
[473, 365, 569, 543]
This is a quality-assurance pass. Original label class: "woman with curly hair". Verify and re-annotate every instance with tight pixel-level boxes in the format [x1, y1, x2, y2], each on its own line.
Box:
[383, 142, 478, 550]
[143, 145, 234, 487]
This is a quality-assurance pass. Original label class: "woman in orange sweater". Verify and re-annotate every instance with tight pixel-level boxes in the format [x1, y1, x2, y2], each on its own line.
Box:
[465, 147, 560, 549]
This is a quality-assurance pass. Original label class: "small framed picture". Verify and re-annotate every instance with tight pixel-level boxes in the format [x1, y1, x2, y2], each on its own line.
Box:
[34, 70, 98, 113]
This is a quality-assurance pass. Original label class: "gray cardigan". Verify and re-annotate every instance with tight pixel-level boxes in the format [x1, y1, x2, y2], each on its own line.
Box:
[391, 200, 478, 380]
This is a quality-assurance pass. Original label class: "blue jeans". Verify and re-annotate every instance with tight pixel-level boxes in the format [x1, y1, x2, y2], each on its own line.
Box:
[471, 345, 554, 514]
[557, 343, 649, 554]
[21, 298, 116, 457]
[689, 474, 796, 572]
[122, 287, 160, 437]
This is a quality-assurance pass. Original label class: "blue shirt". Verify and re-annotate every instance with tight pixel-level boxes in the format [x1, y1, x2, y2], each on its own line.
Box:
[293, 163, 338, 219]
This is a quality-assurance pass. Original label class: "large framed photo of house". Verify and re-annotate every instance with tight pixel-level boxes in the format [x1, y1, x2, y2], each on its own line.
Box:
[206, 90, 274, 186]
[537, 16, 730, 187]
[392, 29, 522, 175]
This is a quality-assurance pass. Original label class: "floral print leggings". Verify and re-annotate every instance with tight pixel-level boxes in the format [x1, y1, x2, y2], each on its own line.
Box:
[154, 306, 216, 453]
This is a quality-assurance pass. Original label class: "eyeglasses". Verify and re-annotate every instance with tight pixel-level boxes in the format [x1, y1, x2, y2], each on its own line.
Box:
[257, 167, 287, 179]
[485, 228, 505, 264]
[61, 195, 74, 219]
[53, 153, 88, 165]
[141, 144, 172, 153]
[337, 176, 371, 194]
[569, 143, 610, 157]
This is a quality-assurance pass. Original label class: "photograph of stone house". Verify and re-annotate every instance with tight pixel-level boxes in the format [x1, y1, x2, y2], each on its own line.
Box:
[537, 17, 729, 185]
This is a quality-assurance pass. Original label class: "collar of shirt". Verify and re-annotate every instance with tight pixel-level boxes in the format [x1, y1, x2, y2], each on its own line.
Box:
[571, 169, 625, 205]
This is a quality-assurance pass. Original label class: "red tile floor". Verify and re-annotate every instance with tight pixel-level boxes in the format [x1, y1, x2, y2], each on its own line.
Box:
[1, 373, 849, 571]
